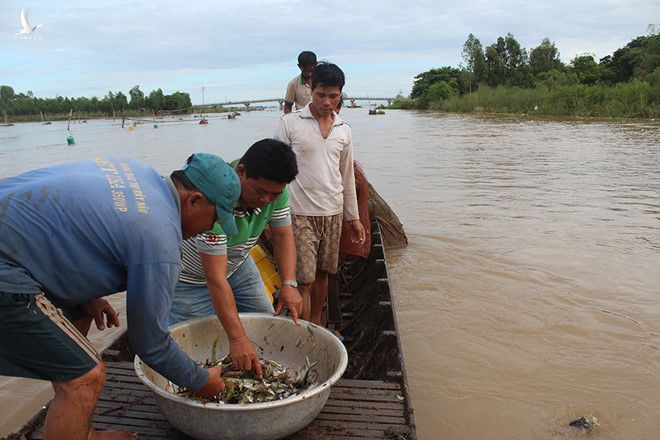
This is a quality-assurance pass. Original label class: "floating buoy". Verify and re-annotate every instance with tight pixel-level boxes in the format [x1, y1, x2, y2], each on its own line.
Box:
[153, 124, 158, 128]
[66, 135, 75, 145]
[127, 126, 135, 131]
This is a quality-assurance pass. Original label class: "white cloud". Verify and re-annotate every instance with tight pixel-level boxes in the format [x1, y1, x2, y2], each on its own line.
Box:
[1, 0, 658, 102]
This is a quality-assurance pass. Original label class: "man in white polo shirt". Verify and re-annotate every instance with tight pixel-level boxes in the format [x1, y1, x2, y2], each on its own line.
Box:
[283, 51, 316, 114]
[275, 62, 365, 325]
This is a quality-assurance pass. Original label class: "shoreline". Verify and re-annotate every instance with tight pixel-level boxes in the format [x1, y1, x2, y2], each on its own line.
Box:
[0, 107, 252, 124]
[410, 109, 659, 124]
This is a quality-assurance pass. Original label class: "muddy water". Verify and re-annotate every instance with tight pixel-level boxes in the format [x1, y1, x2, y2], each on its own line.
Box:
[1, 110, 658, 439]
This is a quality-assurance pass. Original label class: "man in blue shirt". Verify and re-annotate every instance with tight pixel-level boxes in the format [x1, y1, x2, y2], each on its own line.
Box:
[0, 153, 239, 440]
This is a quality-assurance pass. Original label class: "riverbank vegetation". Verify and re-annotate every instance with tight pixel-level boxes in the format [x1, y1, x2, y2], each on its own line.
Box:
[0, 85, 195, 122]
[391, 29, 659, 118]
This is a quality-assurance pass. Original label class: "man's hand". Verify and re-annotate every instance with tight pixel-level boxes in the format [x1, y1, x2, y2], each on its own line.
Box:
[229, 335, 262, 379]
[196, 365, 225, 398]
[274, 285, 303, 325]
[349, 219, 366, 244]
[80, 298, 120, 331]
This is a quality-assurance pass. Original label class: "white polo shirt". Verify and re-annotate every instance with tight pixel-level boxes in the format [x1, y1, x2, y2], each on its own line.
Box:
[274, 104, 359, 221]
[284, 74, 312, 110]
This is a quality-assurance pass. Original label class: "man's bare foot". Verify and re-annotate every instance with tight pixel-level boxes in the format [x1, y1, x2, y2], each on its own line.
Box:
[89, 429, 139, 440]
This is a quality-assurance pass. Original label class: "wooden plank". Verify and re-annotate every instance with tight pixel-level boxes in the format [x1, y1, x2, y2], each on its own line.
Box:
[289, 425, 383, 439]
[105, 364, 136, 373]
[106, 361, 135, 370]
[331, 386, 402, 397]
[319, 405, 404, 418]
[324, 397, 404, 408]
[103, 376, 143, 387]
[102, 381, 151, 393]
[97, 393, 155, 407]
[99, 391, 155, 404]
[336, 378, 401, 389]
[291, 419, 406, 439]
[93, 414, 169, 428]
[102, 383, 154, 396]
[95, 400, 164, 416]
[29, 425, 169, 440]
[105, 373, 144, 385]
[330, 388, 403, 403]
[100, 387, 154, 400]
[104, 373, 143, 383]
[289, 427, 383, 439]
[315, 412, 405, 425]
[90, 422, 170, 437]
[314, 419, 409, 433]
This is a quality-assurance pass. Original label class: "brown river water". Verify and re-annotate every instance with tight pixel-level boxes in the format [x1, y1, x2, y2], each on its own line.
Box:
[1, 109, 658, 439]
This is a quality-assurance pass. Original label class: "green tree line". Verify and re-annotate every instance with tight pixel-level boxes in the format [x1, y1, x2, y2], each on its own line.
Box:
[392, 28, 660, 118]
[0, 85, 192, 118]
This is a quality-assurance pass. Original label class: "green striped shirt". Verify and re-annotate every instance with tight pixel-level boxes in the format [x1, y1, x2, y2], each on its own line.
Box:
[179, 185, 290, 284]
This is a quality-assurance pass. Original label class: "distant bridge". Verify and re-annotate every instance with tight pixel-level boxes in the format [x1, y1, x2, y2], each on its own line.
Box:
[193, 97, 394, 110]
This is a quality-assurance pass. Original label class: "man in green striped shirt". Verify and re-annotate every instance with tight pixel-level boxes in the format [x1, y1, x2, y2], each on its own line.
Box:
[170, 139, 302, 377]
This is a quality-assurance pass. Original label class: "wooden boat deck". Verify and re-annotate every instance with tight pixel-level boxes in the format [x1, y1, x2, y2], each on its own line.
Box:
[9, 221, 415, 440]
[26, 361, 412, 439]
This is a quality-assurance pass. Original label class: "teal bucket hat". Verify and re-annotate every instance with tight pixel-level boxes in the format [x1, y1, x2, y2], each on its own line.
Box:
[182, 153, 240, 236]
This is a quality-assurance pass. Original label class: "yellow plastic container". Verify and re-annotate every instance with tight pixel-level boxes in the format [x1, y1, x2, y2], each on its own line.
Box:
[249, 244, 281, 303]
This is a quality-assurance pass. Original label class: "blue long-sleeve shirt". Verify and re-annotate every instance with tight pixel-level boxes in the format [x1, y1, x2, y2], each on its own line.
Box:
[0, 157, 208, 391]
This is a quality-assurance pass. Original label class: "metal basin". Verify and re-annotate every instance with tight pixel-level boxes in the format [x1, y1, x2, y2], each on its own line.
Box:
[134, 314, 348, 440]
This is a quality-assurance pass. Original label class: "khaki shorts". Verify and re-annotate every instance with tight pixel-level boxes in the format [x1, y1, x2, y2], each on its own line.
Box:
[292, 214, 342, 284]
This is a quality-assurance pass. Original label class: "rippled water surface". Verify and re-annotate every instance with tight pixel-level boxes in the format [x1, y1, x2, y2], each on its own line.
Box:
[1, 110, 659, 439]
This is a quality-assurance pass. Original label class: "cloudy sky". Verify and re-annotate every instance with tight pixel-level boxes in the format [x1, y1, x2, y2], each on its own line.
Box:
[1, 0, 658, 104]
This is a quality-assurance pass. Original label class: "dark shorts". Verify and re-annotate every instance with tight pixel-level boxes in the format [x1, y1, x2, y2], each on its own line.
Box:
[0, 293, 100, 383]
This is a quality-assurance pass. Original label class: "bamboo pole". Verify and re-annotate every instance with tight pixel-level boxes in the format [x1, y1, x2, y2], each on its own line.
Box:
[67, 109, 73, 131]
